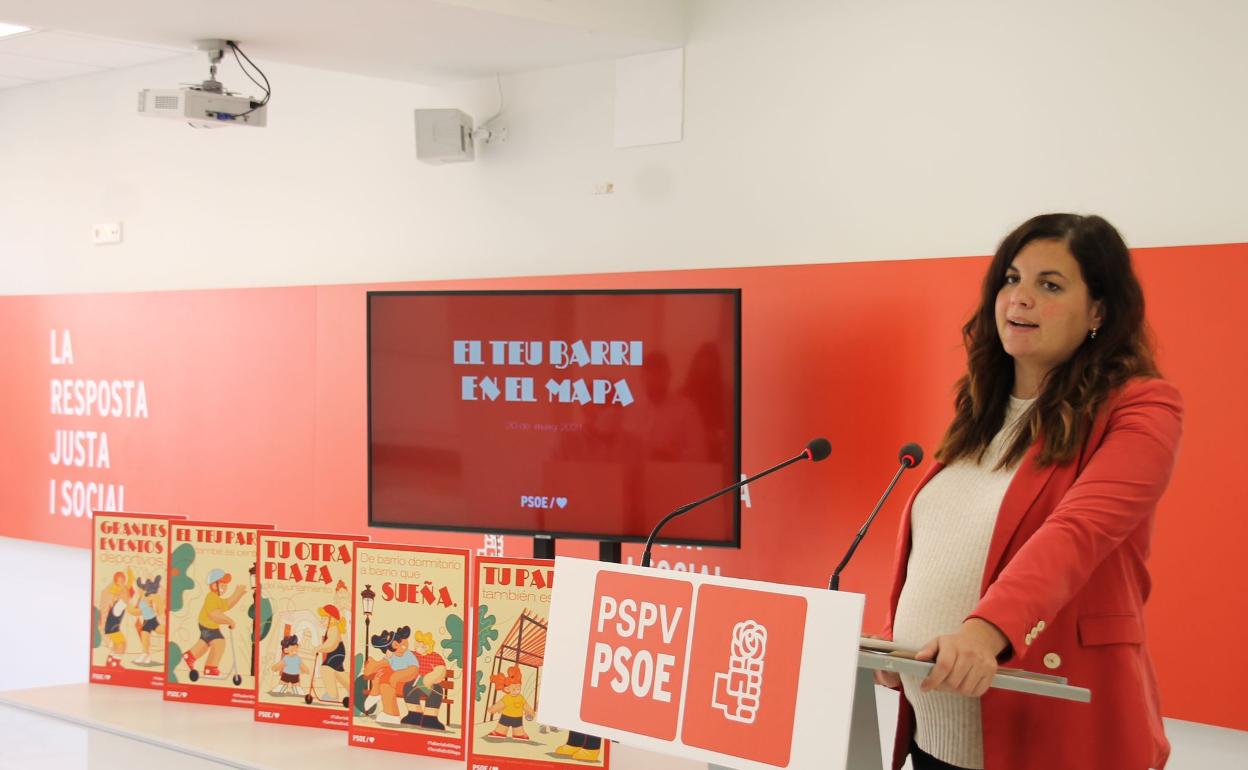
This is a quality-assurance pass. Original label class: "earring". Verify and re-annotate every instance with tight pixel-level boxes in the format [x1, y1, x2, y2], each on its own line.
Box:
[1090, 327, 1098, 340]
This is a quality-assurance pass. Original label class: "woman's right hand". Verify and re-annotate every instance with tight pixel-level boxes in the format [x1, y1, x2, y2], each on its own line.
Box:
[865, 634, 901, 688]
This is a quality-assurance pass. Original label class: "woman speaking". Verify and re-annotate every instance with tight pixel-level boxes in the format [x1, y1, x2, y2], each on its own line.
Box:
[880, 214, 1182, 770]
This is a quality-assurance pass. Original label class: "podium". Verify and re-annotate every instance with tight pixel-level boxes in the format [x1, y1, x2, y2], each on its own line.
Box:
[541, 556, 1092, 770]
[840, 640, 1091, 770]
[704, 642, 1091, 770]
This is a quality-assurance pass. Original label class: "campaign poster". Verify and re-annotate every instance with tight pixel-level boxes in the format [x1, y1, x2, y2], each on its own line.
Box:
[253, 530, 368, 730]
[163, 520, 272, 707]
[470, 557, 609, 770]
[89, 511, 184, 689]
[348, 543, 470, 759]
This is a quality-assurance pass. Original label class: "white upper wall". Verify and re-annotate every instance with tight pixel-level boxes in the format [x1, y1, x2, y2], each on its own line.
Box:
[1, 0, 1246, 294]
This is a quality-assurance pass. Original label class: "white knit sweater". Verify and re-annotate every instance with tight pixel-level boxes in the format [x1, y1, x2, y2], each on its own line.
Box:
[892, 396, 1033, 769]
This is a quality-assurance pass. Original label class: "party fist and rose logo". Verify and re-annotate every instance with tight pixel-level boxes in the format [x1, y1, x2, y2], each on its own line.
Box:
[580, 572, 806, 767]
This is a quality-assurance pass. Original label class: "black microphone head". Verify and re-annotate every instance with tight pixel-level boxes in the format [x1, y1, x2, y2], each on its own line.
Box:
[805, 437, 832, 462]
[899, 442, 924, 468]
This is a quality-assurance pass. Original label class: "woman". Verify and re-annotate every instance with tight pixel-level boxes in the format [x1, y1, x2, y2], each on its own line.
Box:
[879, 214, 1182, 770]
[314, 604, 349, 703]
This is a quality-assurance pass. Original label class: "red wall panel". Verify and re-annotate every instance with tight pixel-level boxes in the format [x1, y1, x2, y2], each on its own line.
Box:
[1, 245, 1242, 730]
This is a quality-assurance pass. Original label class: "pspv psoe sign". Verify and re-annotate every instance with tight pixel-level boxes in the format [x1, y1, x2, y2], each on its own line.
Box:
[540, 557, 865, 770]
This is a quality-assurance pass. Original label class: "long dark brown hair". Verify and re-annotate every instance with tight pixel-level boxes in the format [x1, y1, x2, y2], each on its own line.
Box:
[936, 213, 1159, 469]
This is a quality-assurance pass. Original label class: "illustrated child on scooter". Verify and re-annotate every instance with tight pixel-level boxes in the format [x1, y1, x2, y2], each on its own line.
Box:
[181, 568, 247, 682]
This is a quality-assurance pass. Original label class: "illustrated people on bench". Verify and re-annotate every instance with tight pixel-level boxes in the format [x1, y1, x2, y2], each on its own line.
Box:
[362, 625, 415, 719]
[366, 626, 448, 729]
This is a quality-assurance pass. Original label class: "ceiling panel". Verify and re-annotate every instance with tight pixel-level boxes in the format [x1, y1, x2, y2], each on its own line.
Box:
[0, 49, 105, 80]
[0, 0, 686, 87]
[0, 72, 31, 88]
[0, 30, 185, 67]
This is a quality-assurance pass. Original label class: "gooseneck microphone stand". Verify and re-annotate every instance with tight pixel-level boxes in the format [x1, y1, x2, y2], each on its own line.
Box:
[641, 438, 831, 568]
[828, 443, 923, 591]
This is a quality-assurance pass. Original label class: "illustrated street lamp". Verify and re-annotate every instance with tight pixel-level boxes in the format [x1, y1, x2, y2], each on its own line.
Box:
[360, 584, 376, 660]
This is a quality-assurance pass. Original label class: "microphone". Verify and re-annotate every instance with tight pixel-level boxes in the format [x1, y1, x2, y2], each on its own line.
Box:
[828, 442, 923, 591]
[805, 437, 832, 462]
[641, 438, 831, 568]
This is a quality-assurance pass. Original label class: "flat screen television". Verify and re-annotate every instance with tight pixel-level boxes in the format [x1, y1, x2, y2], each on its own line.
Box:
[367, 289, 741, 545]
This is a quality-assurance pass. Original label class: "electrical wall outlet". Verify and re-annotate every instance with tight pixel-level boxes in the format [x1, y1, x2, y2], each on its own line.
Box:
[93, 223, 122, 245]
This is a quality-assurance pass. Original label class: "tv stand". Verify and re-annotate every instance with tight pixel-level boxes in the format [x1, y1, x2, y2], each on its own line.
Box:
[531, 536, 621, 564]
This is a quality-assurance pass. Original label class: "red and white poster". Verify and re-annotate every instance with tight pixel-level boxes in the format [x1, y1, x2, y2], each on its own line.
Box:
[541, 556, 863, 770]
[468, 557, 609, 770]
[89, 511, 185, 689]
[163, 520, 272, 707]
[253, 530, 368, 730]
[349, 543, 470, 758]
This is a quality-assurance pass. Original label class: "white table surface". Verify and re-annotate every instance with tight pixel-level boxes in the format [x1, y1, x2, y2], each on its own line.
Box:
[0, 683, 707, 770]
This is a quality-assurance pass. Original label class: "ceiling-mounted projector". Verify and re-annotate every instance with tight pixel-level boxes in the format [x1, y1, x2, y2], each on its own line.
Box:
[138, 88, 266, 127]
[138, 39, 269, 128]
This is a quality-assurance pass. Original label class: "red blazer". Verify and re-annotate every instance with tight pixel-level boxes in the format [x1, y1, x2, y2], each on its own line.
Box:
[883, 378, 1183, 770]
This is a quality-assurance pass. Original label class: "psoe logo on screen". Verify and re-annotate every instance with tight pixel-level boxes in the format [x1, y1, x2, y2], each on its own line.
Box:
[519, 495, 568, 509]
[579, 571, 693, 741]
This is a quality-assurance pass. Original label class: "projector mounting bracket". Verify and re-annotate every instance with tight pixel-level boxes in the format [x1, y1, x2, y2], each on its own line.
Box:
[193, 38, 230, 94]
